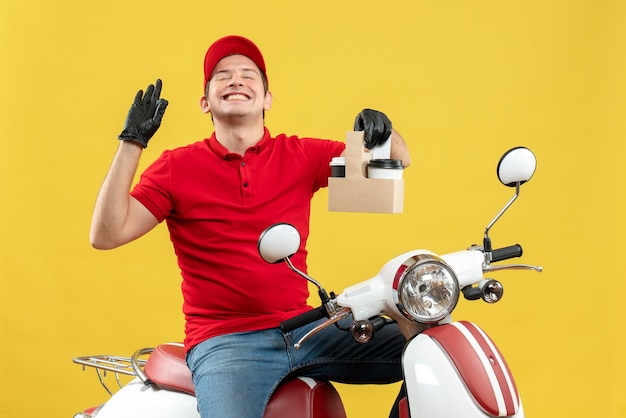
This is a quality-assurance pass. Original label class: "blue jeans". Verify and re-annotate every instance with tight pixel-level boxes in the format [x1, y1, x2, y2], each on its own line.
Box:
[186, 317, 406, 418]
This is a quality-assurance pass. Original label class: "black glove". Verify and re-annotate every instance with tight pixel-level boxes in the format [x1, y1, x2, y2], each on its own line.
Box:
[353, 109, 392, 149]
[118, 79, 168, 148]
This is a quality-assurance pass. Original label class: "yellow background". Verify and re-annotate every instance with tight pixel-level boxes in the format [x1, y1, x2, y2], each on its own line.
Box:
[1, 0, 625, 417]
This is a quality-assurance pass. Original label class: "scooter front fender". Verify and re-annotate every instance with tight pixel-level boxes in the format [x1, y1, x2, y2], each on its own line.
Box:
[93, 378, 200, 418]
[402, 321, 523, 418]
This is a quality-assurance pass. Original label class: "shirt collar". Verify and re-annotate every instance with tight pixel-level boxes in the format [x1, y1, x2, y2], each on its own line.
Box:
[208, 127, 271, 160]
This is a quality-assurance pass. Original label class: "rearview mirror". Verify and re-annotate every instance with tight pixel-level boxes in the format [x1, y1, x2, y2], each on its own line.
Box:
[497, 147, 537, 187]
[258, 223, 301, 264]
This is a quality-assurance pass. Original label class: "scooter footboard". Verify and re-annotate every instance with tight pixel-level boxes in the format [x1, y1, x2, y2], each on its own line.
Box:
[403, 320, 523, 418]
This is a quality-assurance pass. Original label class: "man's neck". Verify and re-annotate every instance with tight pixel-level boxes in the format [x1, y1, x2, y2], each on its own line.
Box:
[213, 119, 265, 155]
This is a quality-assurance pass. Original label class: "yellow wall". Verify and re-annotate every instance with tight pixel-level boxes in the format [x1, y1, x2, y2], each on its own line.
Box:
[1, 0, 625, 416]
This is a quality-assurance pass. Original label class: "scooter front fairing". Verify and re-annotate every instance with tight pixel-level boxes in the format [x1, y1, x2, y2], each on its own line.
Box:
[403, 321, 523, 418]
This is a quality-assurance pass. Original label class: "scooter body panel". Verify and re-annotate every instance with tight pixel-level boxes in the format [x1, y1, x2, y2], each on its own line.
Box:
[93, 378, 200, 418]
[403, 321, 523, 418]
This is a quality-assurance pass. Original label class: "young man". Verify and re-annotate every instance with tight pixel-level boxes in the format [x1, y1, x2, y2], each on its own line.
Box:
[91, 35, 411, 418]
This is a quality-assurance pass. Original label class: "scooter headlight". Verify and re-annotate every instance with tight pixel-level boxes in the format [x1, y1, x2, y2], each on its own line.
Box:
[392, 254, 460, 323]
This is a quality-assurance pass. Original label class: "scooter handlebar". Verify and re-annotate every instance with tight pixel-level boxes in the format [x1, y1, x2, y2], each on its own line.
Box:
[280, 306, 327, 333]
[491, 244, 523, 262]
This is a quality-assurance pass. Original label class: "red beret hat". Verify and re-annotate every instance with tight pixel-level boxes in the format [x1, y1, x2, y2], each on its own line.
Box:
[203, 35, 267, 88]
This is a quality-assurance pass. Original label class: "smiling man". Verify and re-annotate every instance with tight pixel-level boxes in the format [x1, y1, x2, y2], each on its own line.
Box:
[90, 35, 411, 418]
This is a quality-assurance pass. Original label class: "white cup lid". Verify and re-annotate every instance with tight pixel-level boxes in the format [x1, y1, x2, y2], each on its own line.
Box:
[330, 157, 346, 166]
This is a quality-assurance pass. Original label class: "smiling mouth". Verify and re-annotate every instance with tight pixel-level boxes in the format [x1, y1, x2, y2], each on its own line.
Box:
[224, 93, 249, 101]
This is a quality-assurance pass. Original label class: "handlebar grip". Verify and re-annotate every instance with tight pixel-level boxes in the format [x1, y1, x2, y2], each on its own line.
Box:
[491, 244, 523, 262]
[280, 307, 327, 333]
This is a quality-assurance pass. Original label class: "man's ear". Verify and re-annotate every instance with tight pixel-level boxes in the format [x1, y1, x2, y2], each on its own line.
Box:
[264, 91, 273, 111]
[200, 95, 211, 114]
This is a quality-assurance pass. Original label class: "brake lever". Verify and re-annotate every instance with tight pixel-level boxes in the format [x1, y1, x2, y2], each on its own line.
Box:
[485, 263, 543, 273]
[294, 307, 351, 350]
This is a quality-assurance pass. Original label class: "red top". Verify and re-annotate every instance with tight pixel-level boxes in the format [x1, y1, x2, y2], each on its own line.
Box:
[130, 128, 345, 349]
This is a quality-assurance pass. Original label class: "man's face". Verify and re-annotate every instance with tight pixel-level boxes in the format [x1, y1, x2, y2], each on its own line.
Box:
[204, 54, 271, 121]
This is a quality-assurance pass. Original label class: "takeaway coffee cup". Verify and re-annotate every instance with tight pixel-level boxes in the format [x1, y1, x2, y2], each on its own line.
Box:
[330, 157, 346, 177]
[367, 159, 404, 179]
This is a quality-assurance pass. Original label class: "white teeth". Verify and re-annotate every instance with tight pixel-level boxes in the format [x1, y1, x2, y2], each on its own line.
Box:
[225, 94, 248, 101]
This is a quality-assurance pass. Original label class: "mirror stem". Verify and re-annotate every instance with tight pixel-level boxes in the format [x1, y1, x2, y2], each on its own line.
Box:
[284, 257, 330, 303]
[483, 182, 521, 262]
[485, 182, 521, 240]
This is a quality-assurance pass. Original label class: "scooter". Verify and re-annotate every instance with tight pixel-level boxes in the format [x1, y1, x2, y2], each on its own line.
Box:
[73, 146, 541, 418]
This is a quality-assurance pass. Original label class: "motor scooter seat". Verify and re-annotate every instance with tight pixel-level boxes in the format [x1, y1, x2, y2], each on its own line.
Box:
[144, 343, 195, 395]
[144, 343, 347, 418]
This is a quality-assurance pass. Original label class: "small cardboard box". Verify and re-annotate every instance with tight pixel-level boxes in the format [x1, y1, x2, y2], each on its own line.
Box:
[328, 131, 404, 213]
